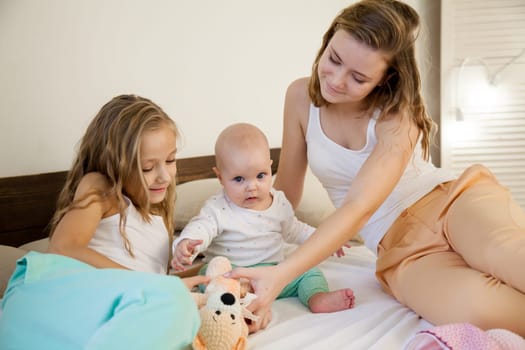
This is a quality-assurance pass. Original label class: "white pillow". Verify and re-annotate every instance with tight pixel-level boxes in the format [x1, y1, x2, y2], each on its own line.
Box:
[18, 238, 49, 252]
[294, 169, 335, 227]
[175, 178, 222, 230]
[0, 245, 27, 296]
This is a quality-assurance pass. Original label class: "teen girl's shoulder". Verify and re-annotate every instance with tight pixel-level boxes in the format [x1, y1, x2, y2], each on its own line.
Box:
[284, 77, 311, 126]
[286, 78, 310, 106]
[375, 111, 419, 154]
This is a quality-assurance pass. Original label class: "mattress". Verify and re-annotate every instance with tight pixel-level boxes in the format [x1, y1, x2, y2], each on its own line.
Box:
[249, 245, 433, 350]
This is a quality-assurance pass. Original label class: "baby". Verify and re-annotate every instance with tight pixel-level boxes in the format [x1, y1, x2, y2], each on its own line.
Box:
[172, 122, 354, 313]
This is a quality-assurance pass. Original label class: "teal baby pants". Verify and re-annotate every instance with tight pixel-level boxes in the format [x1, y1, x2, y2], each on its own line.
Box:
[200, 262, 328, 307]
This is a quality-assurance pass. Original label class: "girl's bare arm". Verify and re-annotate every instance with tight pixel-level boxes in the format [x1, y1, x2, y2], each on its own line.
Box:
[48, 172, 128, 269]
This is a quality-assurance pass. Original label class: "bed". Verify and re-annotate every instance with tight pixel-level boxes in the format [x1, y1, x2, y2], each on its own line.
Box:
[0, 148, 434, 349]
[249, 245, 432, 349]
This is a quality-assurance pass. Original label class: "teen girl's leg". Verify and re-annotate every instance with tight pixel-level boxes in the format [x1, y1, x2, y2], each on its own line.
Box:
[377, 166, 525, 336]
[443, 165, 525, 293]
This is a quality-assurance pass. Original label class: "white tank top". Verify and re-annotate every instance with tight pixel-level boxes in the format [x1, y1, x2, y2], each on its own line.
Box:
[88, 197, 170, 274]
[306, 104, 455, 254]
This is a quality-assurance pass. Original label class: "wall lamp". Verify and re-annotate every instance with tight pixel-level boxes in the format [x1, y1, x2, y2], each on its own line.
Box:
[455, 48, 525, 121]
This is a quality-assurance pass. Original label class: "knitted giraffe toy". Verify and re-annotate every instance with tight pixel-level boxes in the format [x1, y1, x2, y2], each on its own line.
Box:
[191, 256, 258, 350]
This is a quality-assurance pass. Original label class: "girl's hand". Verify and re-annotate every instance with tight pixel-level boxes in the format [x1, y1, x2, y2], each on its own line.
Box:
[181, 275, 210, 290]
[226, 264, 285, 333]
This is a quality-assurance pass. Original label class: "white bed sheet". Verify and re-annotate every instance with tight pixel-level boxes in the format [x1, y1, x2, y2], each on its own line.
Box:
[248, 245, 433, 350]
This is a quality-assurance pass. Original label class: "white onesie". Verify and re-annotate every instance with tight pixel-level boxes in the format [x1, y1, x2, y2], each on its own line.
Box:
[172, 188, 315, 266]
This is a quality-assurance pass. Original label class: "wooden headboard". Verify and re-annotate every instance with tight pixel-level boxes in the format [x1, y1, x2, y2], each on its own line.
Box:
[0, 148, 280, 248]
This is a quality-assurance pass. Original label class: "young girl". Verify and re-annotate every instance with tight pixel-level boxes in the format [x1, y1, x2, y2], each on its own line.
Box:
[48, 94, 180, 274]
[0, 95, 207, 349]
[228, 0, 525, 335]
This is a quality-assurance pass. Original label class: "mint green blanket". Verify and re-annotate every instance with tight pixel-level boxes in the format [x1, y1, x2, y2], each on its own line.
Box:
[0, 252, 199, 350]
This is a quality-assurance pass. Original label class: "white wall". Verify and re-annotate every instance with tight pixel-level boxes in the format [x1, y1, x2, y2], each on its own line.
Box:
[0, 0, 436, 177]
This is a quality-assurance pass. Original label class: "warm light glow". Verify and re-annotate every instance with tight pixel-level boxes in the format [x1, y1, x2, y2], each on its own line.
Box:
[459, 68, 506, 113]
[445, 119, 481, 147]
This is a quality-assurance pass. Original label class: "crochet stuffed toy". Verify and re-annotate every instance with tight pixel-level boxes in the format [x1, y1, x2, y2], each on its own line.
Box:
[191, 256, 258, 350]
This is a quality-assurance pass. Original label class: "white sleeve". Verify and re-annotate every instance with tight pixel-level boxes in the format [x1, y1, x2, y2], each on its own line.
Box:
[172, 197, 221, 256]
[278, 194, 316, 244]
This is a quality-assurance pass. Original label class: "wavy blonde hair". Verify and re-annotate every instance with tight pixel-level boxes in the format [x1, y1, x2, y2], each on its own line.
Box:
[50, 94, 179, 256]
[308, 0, 435, 160]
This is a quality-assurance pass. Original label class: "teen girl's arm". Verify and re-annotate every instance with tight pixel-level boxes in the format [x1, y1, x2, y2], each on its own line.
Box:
[273, 77, 311, 208]
[230, 78, 419, 332]
[227, 78, 310, 333]
[48, 172, 128, 269]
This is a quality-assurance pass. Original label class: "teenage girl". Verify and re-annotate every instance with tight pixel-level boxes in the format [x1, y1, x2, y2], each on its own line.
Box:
[229, 0, 525, 336]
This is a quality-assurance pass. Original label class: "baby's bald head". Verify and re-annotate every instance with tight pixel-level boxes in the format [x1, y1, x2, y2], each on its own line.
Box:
[214, 123, 270, 170]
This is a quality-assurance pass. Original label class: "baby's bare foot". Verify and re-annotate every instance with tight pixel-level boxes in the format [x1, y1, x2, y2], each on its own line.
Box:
[308, 288, 355, 313]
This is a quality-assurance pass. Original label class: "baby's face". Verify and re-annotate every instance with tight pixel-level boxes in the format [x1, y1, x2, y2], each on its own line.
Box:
[217, 146, 273, 210]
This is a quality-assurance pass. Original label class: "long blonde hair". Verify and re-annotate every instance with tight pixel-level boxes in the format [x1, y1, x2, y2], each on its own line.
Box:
[308, 0, 434, 159]
[50, 94, 179, 255]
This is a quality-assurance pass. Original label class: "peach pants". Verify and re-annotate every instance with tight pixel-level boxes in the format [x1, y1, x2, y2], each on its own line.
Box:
[376, 164, 525, 336]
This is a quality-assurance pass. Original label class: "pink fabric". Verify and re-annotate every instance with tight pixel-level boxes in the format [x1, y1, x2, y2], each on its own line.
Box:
[404, 323, 525, 350]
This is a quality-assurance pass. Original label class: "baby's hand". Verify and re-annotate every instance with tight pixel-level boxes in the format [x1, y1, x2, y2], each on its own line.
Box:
[333, 242, 351, 258]
[171, 239, 203, 271]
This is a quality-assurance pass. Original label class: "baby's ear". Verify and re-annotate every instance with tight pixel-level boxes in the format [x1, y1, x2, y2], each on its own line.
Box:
[213, 167, 226, 187]
[212, 167, 222, 181]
